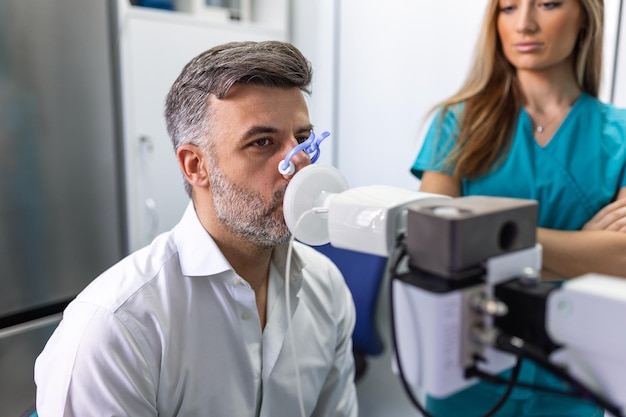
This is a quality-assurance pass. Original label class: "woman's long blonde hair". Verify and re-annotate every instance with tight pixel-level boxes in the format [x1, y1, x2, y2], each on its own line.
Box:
[438, 0, 604, 179]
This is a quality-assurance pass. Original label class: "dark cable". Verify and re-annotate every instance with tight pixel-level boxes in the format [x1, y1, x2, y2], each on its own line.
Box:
[466, 364, 576, 397]
[388, 246, 435, 417]
[495, 333, 624, 417]
[479, 358, 522, 417]
[388, 245, 520, 417]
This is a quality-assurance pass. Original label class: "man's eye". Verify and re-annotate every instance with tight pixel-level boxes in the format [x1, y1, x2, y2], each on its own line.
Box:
[252, 138, 272, 147]
[296, 136, 309, 144]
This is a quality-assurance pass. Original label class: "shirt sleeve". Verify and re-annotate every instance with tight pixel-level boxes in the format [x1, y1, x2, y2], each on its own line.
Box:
[410, 105, 463, 180]
[35, 301, 158, 416]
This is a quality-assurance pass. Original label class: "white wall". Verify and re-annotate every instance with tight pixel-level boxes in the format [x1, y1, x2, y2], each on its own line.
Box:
[613, 0, 626, 107]
[290, 0, 338, 166]
[335, 0, 489, 190]
[600, 0, 622, 103]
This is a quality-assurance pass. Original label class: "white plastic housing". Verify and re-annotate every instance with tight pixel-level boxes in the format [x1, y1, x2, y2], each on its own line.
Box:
[326, 186, 448, 256]
[392, 246, 541, 398]
[283, 165, 349, 246]
[392, 278, 485, 398]
[282, 164, 448, 255]
[547, 273, 626, 413]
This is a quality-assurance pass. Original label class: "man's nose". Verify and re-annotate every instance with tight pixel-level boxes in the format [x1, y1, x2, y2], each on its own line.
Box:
[278, 142, 311, 178]
[290, 146, 312, 171]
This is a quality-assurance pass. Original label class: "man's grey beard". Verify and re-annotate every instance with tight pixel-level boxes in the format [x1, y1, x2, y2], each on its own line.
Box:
[209, 164, 291, 248]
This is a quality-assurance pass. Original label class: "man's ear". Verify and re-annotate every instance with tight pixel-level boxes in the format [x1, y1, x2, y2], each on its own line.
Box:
[177, 144, 210, 188]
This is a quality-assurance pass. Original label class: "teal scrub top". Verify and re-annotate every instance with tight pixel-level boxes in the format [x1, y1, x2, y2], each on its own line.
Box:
[410, 93, 626, 415]
[412, 93, 626, 231]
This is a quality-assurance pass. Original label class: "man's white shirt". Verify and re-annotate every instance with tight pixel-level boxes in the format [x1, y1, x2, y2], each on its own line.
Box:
[35, 203, 357, 417]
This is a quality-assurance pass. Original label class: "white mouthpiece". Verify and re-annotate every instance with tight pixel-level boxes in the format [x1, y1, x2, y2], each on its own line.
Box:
[283, 165, 349, 246]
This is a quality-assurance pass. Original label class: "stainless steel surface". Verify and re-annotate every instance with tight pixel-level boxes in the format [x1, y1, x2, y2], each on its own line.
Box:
[0, 314, 62, 339]
[0, 0, 124, 314]
[0, 0, 125, 413]
[0, 318, 60, 416]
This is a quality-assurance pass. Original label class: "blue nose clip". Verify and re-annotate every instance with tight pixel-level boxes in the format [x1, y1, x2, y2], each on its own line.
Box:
[278, 130, 330, 175]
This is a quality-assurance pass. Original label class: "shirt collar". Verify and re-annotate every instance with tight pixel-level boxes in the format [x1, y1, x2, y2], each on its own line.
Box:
[174, 202, 232, 277]
[174, 202, 306, 284]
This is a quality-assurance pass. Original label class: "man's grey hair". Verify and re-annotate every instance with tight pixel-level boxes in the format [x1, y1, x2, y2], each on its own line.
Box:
[165, 41, 313, 197]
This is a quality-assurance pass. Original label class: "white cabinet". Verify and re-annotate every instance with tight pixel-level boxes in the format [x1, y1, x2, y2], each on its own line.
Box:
[114, 1, 288, 251]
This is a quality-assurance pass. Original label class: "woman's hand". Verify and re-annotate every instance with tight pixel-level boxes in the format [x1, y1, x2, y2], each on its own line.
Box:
[582, 198, 626, 232]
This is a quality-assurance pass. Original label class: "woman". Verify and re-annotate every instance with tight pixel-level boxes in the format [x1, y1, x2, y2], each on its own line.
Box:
[411, 0, 626, 415]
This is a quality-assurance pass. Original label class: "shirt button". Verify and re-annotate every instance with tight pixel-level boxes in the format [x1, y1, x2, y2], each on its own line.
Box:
[241, 311, 251, 320]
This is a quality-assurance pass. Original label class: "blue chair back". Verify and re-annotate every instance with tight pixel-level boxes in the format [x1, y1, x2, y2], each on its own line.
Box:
[313, 243, 387, 356]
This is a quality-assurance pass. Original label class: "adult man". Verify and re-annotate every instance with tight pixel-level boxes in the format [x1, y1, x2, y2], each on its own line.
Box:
[35, 41, 358, 417]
